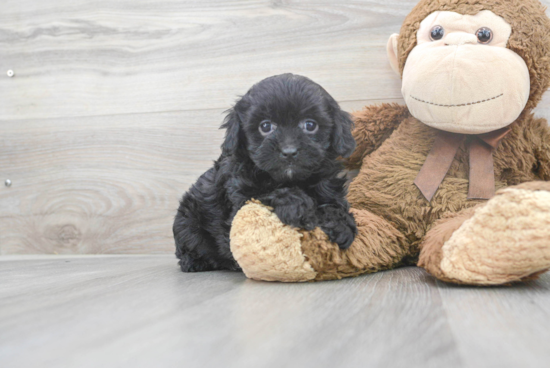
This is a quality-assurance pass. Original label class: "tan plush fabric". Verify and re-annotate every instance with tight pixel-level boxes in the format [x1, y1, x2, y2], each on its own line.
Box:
[416, 11, 512, 47]
[417, 206, 480, 283]
[400, 10, 530, 134]
[397, 0, 550, 111]
[387, 34, 401, 75]
[440, 185, 550, 285]
[230, 200, 317, 282]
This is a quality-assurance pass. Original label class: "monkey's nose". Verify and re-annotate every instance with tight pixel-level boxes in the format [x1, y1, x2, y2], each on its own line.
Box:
[444, 32, 478, 46]
[281, 146, 299, 158]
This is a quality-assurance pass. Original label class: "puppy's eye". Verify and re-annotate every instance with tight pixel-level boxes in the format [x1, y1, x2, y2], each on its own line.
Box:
[301, 120, 318, 134]
[259, 120, 277, 136]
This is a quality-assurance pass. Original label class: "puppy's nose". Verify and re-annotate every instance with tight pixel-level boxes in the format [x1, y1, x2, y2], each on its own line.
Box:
[281, 146, 299, 158]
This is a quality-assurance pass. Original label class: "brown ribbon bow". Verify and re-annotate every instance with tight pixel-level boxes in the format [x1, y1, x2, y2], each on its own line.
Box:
[414, 126, 511, 202]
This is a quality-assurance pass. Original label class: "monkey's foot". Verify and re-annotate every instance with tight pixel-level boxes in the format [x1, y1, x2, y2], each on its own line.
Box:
[439, 183, 550, 285]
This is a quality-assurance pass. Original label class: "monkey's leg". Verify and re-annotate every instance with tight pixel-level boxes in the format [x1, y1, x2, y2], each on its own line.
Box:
[230, 201, 410, 282]
[301, 208, 410, 281]
[419, 183, 550, 285]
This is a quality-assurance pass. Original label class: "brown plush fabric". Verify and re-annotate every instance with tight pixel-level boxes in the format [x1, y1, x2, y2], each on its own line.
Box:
[230, 0, 550, 284]
[301, 208, 409, 281]
[347, 106, 490, 254]
[344, 104, 410, 170]
[521, 269, 550, 282]
[397, 0, 550, 111]
[347, 106, 550, 259]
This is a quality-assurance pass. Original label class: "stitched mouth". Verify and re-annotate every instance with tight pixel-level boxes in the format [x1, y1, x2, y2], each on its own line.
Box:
[410, 93, 503, 107]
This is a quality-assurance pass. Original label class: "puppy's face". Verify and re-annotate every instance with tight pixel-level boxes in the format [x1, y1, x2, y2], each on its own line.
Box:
[222, 74, 355, 183]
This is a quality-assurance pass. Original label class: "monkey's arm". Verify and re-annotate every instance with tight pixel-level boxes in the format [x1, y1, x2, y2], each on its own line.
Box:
[343, 103, 410, 170]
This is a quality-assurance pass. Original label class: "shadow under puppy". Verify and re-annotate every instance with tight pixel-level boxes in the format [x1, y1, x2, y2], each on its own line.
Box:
[173, 73, 357, 272]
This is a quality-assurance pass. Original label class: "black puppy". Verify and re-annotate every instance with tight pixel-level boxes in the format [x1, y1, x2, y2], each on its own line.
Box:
[173, 74, 357, 272]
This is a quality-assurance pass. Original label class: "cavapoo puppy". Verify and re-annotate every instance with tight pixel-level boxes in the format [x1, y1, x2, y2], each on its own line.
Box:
[173, 73, 357, 272]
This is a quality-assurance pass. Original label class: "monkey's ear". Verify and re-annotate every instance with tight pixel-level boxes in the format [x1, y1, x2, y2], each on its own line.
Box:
[332, 109, 356, 158]
[220, 108, 242, 155]
[387, 33, 400, 76]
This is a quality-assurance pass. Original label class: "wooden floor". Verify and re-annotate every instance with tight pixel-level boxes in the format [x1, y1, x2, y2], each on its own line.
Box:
[1, 255, 550, 368]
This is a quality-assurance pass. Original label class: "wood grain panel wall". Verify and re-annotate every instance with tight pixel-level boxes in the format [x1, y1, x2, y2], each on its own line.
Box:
[0, 0, 415, 120]
[1, 0, 550, 254]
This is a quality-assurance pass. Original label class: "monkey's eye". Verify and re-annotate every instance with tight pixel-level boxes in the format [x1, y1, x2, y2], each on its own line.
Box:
[259, 120, 277, 136]
[301, 120, 318, 134]
[476, 27, 493, 44]
[430, 25, 445, 41]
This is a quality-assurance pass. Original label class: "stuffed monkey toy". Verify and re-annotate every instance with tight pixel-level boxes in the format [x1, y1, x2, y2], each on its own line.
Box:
[230, 0, 550, 285]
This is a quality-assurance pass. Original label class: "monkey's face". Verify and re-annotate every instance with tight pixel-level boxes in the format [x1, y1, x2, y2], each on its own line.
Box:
[389, 10, 530, 134]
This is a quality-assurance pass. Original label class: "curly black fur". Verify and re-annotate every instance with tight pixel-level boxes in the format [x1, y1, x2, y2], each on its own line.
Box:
[173, 74, 357, 272]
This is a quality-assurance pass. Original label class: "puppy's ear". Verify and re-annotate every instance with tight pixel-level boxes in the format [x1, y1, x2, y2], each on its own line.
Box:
[331, 106, 356, 158]
[220, 108, 241, 155]
[221, 99, 249, 155]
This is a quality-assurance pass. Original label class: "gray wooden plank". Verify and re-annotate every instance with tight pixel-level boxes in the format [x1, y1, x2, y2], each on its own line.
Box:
[0, 0, 417, 120]
[2, 0, 549, 121]
[0, 109, 223, 255]
[0, 99, 387, 255]
[0, 255, 463, 368]
[437, 277, 550, 368]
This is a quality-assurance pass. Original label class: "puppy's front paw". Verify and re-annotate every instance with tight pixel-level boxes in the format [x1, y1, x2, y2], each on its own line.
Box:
[320, 223, 355, 249]
[275, 203, 317, 231]
[179, 253, 215, 272]
[318, 206, 357, 249]
[260, 188, 317, 230]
